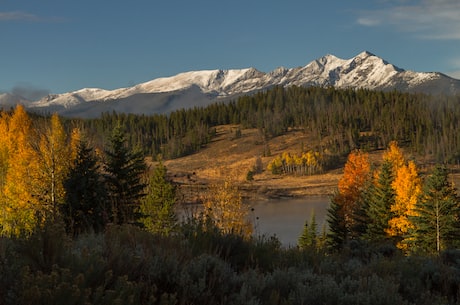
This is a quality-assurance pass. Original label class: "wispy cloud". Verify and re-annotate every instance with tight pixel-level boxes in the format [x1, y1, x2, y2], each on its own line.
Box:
[356, 0, 460, 40]
[0, 11, 65, 23]
[11, 83, 50, 101]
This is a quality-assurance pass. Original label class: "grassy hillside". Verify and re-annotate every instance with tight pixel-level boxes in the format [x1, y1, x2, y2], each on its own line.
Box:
[163, 124, 460, 204]
[164, 125, 347, 202]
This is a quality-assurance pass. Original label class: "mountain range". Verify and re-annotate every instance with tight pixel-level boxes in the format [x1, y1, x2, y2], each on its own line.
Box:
[2, 51, 460, 118]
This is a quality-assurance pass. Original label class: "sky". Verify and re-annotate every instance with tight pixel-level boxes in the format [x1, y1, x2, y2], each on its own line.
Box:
[2, 0, 460, 100]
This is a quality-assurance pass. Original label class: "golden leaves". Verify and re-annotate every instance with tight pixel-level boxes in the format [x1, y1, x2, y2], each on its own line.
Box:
[0, 107, 76, 236]
[203, 177, 253, 238]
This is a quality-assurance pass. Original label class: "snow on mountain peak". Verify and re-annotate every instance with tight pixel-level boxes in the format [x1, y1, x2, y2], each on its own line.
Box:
[23, 51, 460, 117]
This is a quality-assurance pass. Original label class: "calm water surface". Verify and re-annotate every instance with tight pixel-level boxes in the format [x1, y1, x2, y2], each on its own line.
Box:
[249, 197, 330, 247]
[179, 196, 331, 248]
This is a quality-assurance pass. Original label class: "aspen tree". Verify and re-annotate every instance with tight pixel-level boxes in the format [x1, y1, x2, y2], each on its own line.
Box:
[35, 113, 71, 219]
[387, 160, 421, 250]
[1, 106, 40, 235]
[203, 177, 253, 238]
[327, 150, 371, 249]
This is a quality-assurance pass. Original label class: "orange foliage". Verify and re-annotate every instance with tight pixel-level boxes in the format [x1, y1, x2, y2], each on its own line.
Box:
[383, 141, 405, 172]
[387, 160, 421, 249]
[335, 150, 371, 229]
[338, 150, 371, 198]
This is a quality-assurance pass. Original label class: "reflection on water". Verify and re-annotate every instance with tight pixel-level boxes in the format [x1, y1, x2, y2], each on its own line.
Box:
[178, 196, 331, 248]
[249, 196, 330, 248]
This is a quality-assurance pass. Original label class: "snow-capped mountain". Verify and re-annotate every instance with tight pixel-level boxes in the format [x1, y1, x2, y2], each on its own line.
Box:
[3, 51, 460, 117]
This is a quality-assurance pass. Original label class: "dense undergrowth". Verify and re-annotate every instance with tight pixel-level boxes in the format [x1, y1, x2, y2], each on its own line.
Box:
[2, 219, 460, 305]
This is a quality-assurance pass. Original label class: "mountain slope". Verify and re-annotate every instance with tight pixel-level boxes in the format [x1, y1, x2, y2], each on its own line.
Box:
[3, 51, 459, 117]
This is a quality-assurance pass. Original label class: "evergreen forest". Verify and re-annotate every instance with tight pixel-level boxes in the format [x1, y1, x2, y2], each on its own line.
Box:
[69, 85, 460, 162]
[2, 86, 460, 304]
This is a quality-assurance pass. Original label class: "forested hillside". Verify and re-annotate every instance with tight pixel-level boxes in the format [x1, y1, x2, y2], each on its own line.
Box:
[70, 86, 460, 163]
[3, 88, 460, 304]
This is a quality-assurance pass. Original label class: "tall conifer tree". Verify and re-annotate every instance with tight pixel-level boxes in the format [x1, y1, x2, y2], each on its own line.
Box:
[104, 125, 147, 225]
[139, 160, 177, 236]
[63, 136, 107, 234]
[411, 165, 460, 254]
[364, 160, 395, 242]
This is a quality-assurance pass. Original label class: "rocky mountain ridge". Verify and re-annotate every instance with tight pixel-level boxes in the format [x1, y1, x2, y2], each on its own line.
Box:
[2, 51, 459, 117]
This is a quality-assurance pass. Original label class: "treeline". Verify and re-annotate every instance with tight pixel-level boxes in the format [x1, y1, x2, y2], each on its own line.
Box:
[69, 109, 215, 159]
[326, 142, 460, 255]
[0, 105, 176, 237]
[4, 106, 460, 303]
[70, 86, 460, 162]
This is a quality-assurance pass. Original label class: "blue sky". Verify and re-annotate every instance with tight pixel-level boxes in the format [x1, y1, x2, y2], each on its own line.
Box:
[2, 0, 460, 99]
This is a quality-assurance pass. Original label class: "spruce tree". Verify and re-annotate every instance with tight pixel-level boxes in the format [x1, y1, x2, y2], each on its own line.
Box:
[411, 164, 460, 254]
[63, 139, 107, 235]
[139, 160, 177, 236]
[364, 160, 395, 243]
[326, 193, 347, 250]
[298, 212, 318, 250]
[104, 125, 147, 225]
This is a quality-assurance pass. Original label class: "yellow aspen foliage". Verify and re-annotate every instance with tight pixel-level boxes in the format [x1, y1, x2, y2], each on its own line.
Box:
[294, 153, 303, 174]
[1, 106, 40, 235]
[387, 160, 421, 249]
[267, 155, 283, 174]
[304, 151, 318, 175]
[267, 151, 323, 175]
[35, 113, 71, 218]
[383, 141, 405, 172]
[0, 112, 9, 189]
[69, 127, 82, 163]
[203, 177, 253, 238]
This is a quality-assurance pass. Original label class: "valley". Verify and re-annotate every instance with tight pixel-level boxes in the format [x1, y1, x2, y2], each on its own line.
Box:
[164, 125, 347, 203]
[164, 124, 460, 203]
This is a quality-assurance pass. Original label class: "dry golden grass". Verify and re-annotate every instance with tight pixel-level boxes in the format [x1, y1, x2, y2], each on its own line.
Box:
[160, 125, 460, 203]
[163, 125, 344, 202]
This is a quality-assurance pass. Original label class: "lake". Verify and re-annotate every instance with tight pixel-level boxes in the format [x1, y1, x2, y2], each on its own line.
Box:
[178, 196, 331, 248]
[249, 196, 331, 247]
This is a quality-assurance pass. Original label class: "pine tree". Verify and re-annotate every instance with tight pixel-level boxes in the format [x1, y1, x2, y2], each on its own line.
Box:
[326, 193, 347, 250]
[298, 212, 318, 250]
[364, 160, 395, 242]
[104, 125, 147, 225]
[410, 164, 460, 254]
[139, 160, 177, 236]
[63, 136, 107, 235]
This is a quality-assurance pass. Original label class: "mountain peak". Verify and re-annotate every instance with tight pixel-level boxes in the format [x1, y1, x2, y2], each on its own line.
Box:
[6, 51, 458, 118]
[356, 50, 376, 58]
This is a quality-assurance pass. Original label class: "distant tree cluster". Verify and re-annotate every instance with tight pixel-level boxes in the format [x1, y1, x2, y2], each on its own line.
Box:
[267, 151, 324, 175]
[326, 142, 460, 255]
